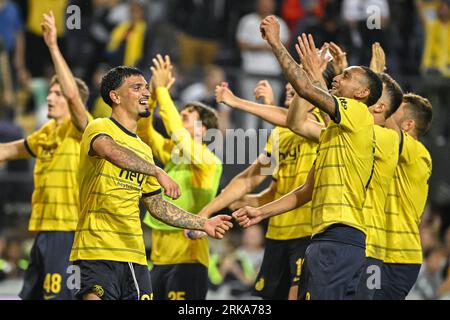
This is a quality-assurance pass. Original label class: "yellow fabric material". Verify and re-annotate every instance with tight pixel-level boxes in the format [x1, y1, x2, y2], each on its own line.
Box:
[91, 96, 111, 119]
[70, 118, 161, 265]
[107, 21, 146, 66]
[384, 133, 432, 264]
[26, 0, 67, 36]
[312, 97, 375, 237]
[150, 230, 209, 267]
[364, 126, 399, 260]
[263, 111, 323, 240]
[421, 9, 450, 76]
[138, 87, 222, 268]
[26, 114, 91, 231]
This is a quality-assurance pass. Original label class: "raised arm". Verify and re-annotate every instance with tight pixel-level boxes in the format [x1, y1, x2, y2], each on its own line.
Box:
[286, 94, 324, 143]
[91, 134, 180, 199]
[0, 140, 31, 162]
[198, 154, 272, 218]
[233, 165, 315, 228]
[260, 16, 337, 117]
[142, 193, 233, 239]
[215, 83, 288, 127]
[137, 99, 174, 165]
[41, 11, 88, 131]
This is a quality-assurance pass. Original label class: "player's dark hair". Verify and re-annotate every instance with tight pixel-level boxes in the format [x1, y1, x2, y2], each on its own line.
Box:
[100, 66, 144, 107]
[360, 66, 383, 107]
[403, 93, 433, 136]
[378, 73, 404, 118]
[183, 102, 219, 130]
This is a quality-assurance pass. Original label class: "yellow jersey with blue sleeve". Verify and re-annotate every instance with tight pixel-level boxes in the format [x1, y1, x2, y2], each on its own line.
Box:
[25, 114, 92, 231]
[70, 117, 161, 266]
[137, 87, 222, 268]
[384, 132, 432, 264]
[312, 97, 375, 237]
[364, 126, 399, 260]
[264, 110, 323, 240]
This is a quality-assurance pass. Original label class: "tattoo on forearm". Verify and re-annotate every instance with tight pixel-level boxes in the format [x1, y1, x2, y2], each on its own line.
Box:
[144, 194, 206, 230]
[101, 137, 157, 176]
[273, 45, 305, 86]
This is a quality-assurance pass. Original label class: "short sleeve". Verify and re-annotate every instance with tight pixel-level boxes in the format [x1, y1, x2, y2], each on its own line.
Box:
[263, 130, 275, 157]
[83, 119, 113, 156]
[25, 122, 53, 157]
[333, 96, 372, 132]
[141, 175, 161, 197]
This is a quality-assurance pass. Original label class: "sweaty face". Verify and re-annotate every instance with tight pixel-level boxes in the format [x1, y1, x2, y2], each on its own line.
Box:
[180, 106, 203, 138]
[330, 67, 366, 100]
[115, 75, 151, 118]
[47, 83, 70, 121]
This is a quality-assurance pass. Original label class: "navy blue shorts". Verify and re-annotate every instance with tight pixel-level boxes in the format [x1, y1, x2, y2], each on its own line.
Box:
[373, 263, 421, 300]
[252, 237, 310, 300]
[19, 231, 75, 300]
[74, 260, 153, 300]
[298, 224, 366, 300]
[150, 263, 208, 300]
[355, 257, 384, 300]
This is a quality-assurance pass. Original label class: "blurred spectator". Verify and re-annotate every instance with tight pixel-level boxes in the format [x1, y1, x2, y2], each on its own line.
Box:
[236, 0, 289, 129]
[0, 0, 29, 87]
[418, 0, 450, 145]
[0, 237, 27, 281]
[180, 65, 232, 131]
[281, 0, 326, 41]
[20, 0, 68, 77]
[172, 0, 229, 74]
[208, 230, 259, 298]
[106, 0, 153, 68]
[408, 245, 447, 299]
[236, 225, 264, 276]
[341, 0, 390, 66]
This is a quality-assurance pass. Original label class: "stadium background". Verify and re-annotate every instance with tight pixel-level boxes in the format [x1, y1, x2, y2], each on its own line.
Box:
[0, 0, 449, 299]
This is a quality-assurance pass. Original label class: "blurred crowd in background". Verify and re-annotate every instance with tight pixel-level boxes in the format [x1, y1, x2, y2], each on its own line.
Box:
[0, 0, 450, 299]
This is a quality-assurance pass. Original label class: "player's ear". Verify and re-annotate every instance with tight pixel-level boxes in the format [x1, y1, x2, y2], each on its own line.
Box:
[109, 90, 120, 105]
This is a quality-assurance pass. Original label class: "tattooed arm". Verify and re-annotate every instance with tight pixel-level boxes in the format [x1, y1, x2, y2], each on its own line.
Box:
[91, 135, 181, 199]
[260, 16, 337, 118]
[142, 193, 233, 239]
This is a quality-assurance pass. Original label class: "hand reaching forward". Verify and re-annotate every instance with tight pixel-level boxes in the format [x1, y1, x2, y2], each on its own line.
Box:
[41, 11, 58, 49]
[154, 168, 181, 200]
[260, 15, 281, 46]
[232, 206, 264, 228]
[204, 215, 233, 239]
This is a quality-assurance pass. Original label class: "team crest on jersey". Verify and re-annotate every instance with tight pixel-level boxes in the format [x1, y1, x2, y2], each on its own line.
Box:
[91, 285, 104, 298]
[255, 277, 264, 291]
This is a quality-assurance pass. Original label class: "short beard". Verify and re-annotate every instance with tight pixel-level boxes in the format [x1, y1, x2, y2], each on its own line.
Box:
[138, 110, 151, 118]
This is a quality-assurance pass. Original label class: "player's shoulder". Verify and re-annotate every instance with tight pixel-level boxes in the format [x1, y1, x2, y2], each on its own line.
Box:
[375, 126, 399, 142]
[403, 132, 432, 163]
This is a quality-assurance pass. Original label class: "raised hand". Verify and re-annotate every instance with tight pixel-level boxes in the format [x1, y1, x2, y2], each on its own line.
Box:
[204, 215, 233, 239]
[150, 54, 175, 89]
[215, 82, 237, 107]
[370, 42, 386, 73]
[329, 42, 348, 76]
[295, 34, 330, 81]
[254, 80, 275, 105]
[155, 167, 181, 199]
[260, 15, 281, 46]
[232, 206, 264, 228]
[41, 11, 58, 49]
